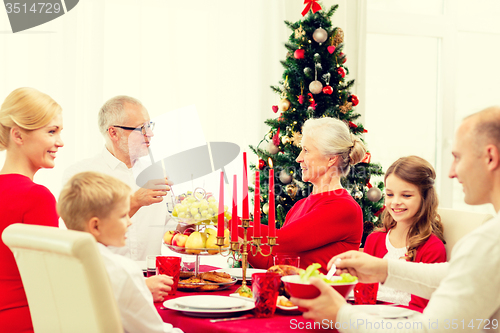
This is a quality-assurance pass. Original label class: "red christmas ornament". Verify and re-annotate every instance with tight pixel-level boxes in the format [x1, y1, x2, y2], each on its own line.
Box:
[272, 105, 279, 113]
[350, 95, 359, 106]
[258, 159, 266, 170]
[322, 86, 333, 95]
[294, 49, 305, 59]
[272, 128, 281, 146]
[337, 67, 346, 78]
[339, 52, 346, 63]
[361, 152, 371, 163]
[327, 45, 336, 54]
[348, 121, 357, 128]
[307, 93, 317, 110]
[374, 206, 386, 217]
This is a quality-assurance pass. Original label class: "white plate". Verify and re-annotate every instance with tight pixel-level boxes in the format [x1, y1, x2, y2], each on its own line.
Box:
[353, 305, 418, 319]
[163, 297, 255, 318]
[216, 268, 267, 280]
[174, 295, 247, 310]
[229, 293, 255, 302]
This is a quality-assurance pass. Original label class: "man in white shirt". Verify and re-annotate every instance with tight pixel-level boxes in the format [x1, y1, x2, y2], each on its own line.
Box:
[63, 95, 175, 301]
[291, 106, 500, 332]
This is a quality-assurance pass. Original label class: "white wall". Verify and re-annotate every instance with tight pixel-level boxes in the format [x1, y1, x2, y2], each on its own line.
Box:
[0, 1, 362, 206]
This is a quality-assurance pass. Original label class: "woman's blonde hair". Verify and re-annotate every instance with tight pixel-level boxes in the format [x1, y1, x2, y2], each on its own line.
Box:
[0, 87, 62, 151]
[58, 171, 131, 231]
[381, 156, 445, 261]
[302, 117, 366, 176]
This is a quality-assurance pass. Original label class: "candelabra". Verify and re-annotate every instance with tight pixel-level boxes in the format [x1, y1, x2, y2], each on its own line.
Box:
[217, 218, 277, 292]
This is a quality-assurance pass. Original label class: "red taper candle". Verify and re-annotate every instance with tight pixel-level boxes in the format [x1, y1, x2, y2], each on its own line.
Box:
[217, 171, 224, 237]
[231, 175, 238, 242]
[253, 171, 261, 238]
[242, 152, 249, 219]
[268, 164, 276, 237]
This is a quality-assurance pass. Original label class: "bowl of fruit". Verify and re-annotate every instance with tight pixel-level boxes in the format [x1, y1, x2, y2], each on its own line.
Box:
[163, 226, 230, 255]
[170, 188, 231, 225]
[281, 263, 357, 301]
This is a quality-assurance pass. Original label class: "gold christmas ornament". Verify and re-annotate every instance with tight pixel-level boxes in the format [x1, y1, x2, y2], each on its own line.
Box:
[262, 203, 269, 215]
[339, 101, 353, 114]
[333, 28, 344, 47]
[286, 184, 298, 199]
[279, 98, 291, 112]
[294, 25, 306, 40]
[291, 131, 303, 147]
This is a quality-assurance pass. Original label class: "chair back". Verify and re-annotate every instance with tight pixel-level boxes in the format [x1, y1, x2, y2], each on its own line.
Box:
[2, 224, 123, 333]
[438, 207, 493, 260]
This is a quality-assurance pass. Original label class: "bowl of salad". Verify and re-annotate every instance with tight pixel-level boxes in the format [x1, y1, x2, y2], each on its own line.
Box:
[281, 263, 357, 300]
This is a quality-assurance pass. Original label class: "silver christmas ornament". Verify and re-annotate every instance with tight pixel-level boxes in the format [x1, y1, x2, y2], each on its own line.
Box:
[313, 28, 328, 43]
[279, 170, 293, 184]
[367, 187, 383, 202]
[268, 141, 279, 155]
[309, 80, 323, 94]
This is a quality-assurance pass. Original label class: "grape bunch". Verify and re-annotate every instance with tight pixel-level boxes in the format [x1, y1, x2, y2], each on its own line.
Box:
[171, 191, 231, 223]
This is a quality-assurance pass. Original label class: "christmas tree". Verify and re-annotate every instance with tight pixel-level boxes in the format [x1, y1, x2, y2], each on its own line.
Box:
[249, 2, 385, 245]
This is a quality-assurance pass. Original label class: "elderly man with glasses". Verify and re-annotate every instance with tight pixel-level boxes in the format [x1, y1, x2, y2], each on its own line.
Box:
[63, 95, 174, 302]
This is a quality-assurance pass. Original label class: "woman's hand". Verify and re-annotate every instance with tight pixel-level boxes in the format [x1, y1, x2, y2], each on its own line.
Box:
[290, 277, 346, 322]
[329, 250, 388, 284]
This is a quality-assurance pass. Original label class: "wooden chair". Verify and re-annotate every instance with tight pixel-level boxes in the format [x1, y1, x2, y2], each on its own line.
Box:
[2, 224, 123, 333]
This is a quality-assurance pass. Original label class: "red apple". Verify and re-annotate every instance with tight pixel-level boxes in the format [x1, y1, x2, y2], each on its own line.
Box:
[172, 233, 188, 248]
[163, 230, 179, 245]
[183, 227, 196, 236]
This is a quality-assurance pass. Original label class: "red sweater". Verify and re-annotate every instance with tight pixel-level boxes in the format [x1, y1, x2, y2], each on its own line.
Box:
[363, 231, 446, 312]
[244, 189, 363, 274]
[0, 174, 59, 333]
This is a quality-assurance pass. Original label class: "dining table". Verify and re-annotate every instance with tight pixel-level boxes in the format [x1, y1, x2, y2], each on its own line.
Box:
[154, 265, 339, 333]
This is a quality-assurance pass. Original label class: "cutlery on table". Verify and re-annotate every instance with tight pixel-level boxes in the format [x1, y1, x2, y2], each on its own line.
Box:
[210, 315, 253, 323]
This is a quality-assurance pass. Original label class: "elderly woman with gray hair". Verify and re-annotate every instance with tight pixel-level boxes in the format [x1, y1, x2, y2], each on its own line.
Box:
[246, 117, 366, 274]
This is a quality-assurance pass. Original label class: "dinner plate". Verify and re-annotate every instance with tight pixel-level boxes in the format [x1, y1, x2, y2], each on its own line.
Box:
[216, 268, 267, 280]
[353, 305, 418, 319]
[175, 295, 248, 310]
[163, 297, 255, 318]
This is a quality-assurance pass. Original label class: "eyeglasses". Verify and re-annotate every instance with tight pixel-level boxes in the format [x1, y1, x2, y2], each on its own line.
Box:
[110, 121, 155, 135]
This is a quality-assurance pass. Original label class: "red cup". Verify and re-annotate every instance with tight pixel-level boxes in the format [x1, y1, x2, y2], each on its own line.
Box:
[156, 256, 181, 295]
[273, 254, 300, 268]
[252, 272, 281, 318]
[354, 283, 379, 305]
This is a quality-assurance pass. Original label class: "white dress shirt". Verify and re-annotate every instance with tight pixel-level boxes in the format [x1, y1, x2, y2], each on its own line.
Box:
[63, 148, 176, 261]
[97, 243, 182, 333]
[337, 214, 500, 332]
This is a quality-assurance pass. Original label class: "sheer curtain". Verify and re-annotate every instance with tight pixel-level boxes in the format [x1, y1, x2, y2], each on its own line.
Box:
[0, 0, 363, 199]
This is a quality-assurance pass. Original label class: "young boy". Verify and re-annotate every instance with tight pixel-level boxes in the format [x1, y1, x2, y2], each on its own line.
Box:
[58, 171, 182, 333]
